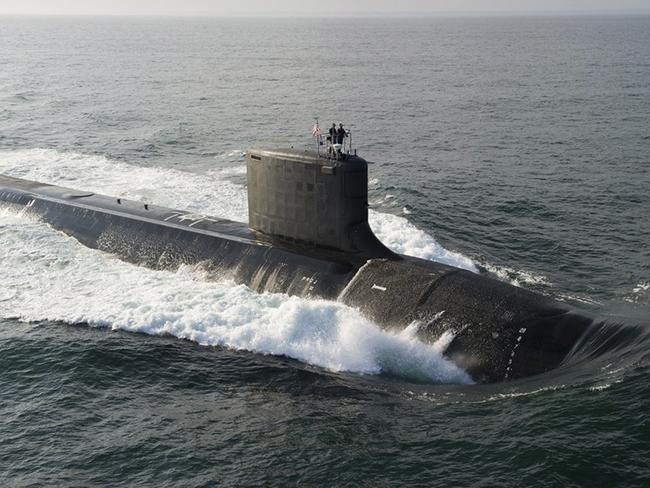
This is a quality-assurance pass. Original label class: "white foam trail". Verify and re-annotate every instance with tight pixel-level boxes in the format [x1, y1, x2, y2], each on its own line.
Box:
[480, 262, 550, 288]
[0, 148, 249, 221]
[215, 149, 247, 161]
[0, 148, 478, 272]
[368, 211, 477, 271]
[0, 209, 471, 384]
[556, 293, 602, 306]
[633, 282, 650, 293]
[624, 282, 650, 304]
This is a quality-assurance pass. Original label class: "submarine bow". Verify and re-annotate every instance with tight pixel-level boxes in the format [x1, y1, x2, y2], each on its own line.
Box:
[0, 148, 597, 383]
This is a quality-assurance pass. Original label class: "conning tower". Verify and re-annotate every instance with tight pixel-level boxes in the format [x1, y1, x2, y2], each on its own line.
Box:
[246, 148, 393, 257]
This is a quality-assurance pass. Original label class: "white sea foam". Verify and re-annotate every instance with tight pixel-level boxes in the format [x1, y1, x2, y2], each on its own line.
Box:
[484, 384, 567, 401]
[0, 148, 478, 271]
[480, 261, 550, 288]
[625, 282, 650, 303]
[556, 293, 602, 306]
[0, 148, 249, 221]
[215, 149, 247, 161]
[633, 282, 650, 293]
[0, 209, 471, 384]
[368, 211, 478, 271]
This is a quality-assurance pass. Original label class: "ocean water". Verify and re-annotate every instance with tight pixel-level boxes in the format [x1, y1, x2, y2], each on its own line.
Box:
[0, 14, 649, 487]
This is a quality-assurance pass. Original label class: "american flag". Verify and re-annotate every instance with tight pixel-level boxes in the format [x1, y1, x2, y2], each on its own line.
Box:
[312, 123, 321, 137]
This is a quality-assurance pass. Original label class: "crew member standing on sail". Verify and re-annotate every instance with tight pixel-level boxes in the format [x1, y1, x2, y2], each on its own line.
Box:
[337, 123, 346, 146]
[328, 123, 337, 145]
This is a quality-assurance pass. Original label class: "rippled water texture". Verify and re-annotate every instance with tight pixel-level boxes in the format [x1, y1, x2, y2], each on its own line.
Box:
[0, 15, 649, 487]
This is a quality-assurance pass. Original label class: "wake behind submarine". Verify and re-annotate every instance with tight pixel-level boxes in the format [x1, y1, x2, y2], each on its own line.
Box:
[0, 144, 603, 383]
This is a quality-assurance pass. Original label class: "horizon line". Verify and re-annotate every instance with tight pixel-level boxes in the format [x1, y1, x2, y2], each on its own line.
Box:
[2, 9, 650, 19]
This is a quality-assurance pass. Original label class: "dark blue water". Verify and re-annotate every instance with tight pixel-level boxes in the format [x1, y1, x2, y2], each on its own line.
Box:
[1, 15, 649, 486]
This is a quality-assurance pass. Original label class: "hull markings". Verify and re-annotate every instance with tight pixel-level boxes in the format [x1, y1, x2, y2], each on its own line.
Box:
[504, 327, 528, 380]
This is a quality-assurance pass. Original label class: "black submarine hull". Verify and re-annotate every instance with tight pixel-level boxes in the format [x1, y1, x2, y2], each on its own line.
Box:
[0, 173, 596, 383]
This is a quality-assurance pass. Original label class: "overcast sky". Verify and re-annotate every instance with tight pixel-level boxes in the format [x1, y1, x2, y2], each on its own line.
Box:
[0, 0, 648, 16]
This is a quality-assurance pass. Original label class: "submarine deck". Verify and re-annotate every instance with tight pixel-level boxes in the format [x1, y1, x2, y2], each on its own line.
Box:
[0, 174, 375, 269]
[0, 174, 252, 240]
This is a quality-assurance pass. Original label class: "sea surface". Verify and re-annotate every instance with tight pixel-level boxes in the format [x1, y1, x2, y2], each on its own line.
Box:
[1, 14, 649, 487]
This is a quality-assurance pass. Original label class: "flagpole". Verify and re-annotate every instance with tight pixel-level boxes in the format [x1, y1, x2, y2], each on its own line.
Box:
[315, 118, 320, 156]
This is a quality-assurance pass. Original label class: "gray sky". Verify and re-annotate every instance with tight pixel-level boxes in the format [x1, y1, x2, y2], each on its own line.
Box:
[0, 0, 648, 16]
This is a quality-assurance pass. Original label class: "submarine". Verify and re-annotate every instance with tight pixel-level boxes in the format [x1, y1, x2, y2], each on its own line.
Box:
[0, 146, 601, 383]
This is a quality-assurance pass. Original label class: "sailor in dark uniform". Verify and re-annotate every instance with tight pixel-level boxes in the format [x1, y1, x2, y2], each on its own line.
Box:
[329, 123, 337, 144]
[336, 124, 346, 145]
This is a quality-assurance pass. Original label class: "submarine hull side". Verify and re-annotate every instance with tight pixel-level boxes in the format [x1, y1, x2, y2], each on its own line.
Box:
[339, 258, 593, 383]
[0, 176, 356, 300]
[0, 175, 596, 383]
